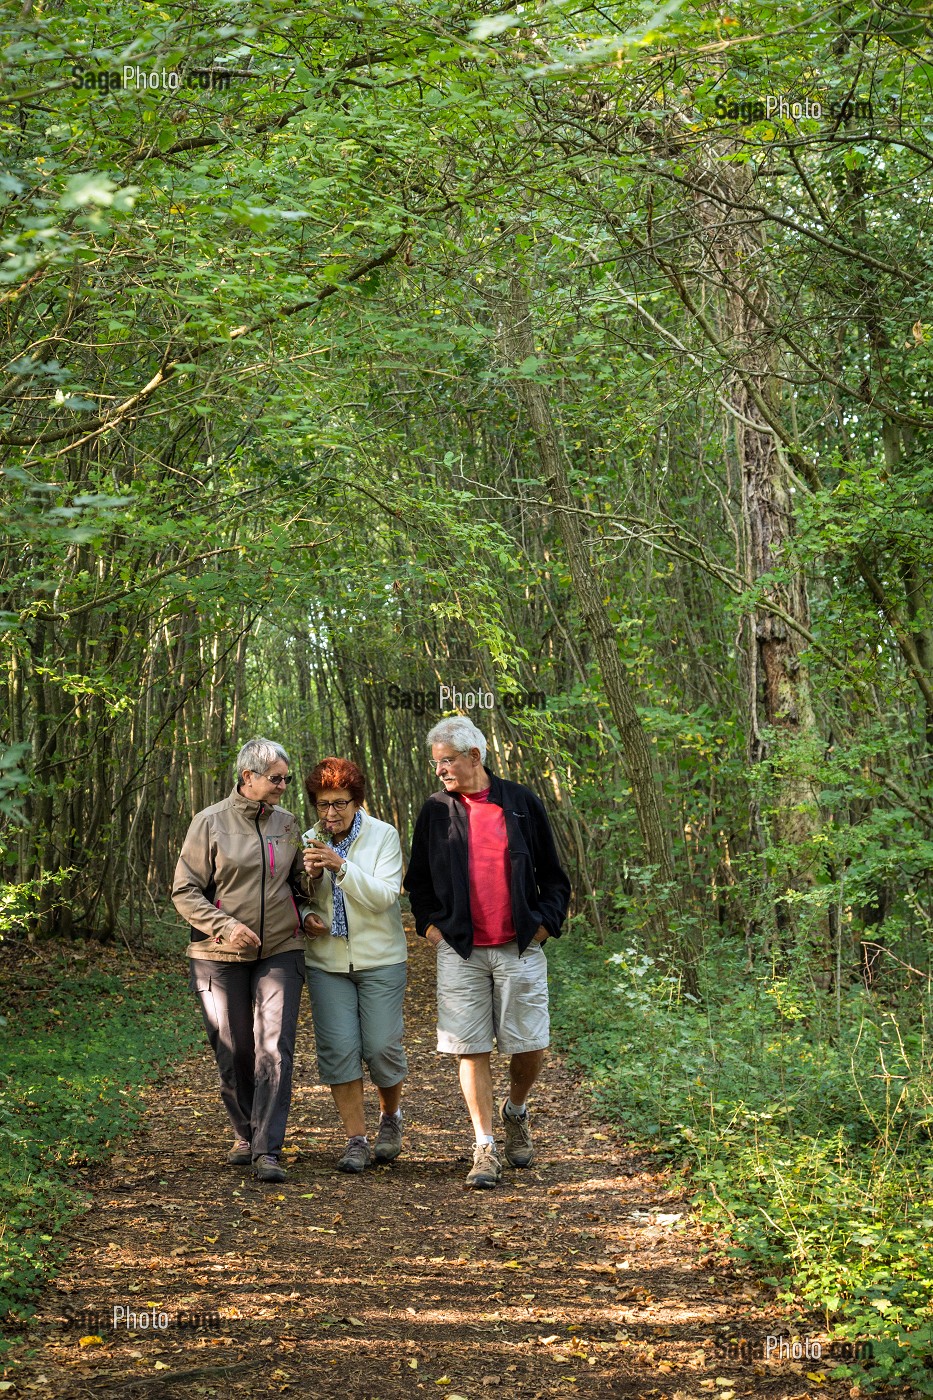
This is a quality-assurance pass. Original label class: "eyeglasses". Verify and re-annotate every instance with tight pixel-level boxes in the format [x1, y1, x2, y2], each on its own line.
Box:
[315, 799, 353, 812]
[264, 773, 291, 786]
[429, 754, 463, 771]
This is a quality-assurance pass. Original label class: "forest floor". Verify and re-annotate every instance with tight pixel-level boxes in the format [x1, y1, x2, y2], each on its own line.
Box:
[3, 928, 857, 1400]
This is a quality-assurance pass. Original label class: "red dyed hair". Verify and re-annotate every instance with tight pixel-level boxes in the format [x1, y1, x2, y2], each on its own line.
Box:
[304, 756, 366, 807]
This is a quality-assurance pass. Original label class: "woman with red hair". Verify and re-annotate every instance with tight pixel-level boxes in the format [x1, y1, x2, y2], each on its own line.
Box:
[301, 756, 408, 1172]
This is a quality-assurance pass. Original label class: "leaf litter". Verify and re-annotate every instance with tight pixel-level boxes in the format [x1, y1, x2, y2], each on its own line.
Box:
[2, 927, 855, 1399]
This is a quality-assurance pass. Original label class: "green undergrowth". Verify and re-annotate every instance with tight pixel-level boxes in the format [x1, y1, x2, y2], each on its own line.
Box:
[549, 928, 933, 1395]
[0, 933, 200, 1344]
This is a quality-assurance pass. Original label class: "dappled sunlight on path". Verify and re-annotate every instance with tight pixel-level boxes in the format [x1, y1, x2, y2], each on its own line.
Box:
[5, 934, 853, 1399]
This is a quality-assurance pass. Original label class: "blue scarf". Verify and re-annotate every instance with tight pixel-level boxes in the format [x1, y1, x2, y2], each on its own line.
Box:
[326, 809, 362, 939]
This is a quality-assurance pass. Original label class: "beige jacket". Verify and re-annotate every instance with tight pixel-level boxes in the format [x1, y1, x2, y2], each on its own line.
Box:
[302, 810, 406, 973]
[173, 787, 306, 962]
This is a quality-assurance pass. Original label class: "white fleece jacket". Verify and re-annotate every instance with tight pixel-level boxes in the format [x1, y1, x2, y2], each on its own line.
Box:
[301, 810, 407, 973]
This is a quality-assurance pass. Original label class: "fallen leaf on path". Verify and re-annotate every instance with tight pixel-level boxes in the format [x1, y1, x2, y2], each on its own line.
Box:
[78, 1335, 103, 1347]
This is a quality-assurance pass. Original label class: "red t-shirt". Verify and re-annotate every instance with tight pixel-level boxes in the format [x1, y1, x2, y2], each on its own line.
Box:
[461, 788, 515, 947]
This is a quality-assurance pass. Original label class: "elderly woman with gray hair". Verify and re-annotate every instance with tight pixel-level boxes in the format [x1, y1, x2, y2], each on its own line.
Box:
[172, 737, 324, 1183]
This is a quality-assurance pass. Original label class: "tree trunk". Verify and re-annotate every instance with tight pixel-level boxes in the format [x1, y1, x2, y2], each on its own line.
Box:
[507, 270, 697, 991]
[659, 166, 824, 943]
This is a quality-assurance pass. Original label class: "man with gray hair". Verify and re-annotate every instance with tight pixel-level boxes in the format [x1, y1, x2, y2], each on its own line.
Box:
[404, 717, 571, 1188]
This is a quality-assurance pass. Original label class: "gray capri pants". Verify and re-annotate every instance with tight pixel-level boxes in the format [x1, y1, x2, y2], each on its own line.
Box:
[305, 961, 408, 1087]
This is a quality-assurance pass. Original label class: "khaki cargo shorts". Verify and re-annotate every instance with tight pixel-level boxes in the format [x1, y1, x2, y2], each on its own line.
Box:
[435, 939, 549, 1055]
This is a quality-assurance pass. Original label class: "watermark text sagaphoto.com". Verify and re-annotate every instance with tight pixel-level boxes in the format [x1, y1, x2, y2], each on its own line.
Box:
[714, 1334, 874, 1363]
[63, 1307, 225, 1332]
[384, 682, 546, 715]
[72, 66, 234, 93]
[713, 94, 874, 121]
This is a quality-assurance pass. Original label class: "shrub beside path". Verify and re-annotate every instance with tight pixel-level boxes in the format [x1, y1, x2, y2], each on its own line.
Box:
[5, 932, 853, 1399]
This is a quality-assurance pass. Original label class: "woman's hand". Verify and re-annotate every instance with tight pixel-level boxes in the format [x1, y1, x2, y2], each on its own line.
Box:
[303, 912, 327, 938]
[425, 924, 444, 948]
[303, 843, 344, 877]
[227, 922, 261, 950]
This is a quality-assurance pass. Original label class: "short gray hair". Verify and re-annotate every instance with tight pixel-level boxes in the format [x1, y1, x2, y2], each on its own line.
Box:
[235, 737, 289, 783]
[426, 716, 487, 763]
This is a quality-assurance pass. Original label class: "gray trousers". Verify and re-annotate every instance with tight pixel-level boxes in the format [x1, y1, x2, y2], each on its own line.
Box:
[305, 961, 408, 1086]
[188, 950, 305, 1158]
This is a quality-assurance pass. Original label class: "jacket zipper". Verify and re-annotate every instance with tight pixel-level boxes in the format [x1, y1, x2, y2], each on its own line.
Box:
[255, 809, 267, 951]
[328, 850, 351, 972]
[342, 866, 353, 972]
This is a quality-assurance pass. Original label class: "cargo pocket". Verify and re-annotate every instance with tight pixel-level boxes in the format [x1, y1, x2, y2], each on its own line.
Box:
[188, 962, 213, 994]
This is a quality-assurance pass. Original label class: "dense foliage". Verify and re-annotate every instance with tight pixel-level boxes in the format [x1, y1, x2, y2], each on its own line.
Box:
[0, 939, 201, 1337]
[1, 0, 931, 1385]
[551, 928, 933, 1391]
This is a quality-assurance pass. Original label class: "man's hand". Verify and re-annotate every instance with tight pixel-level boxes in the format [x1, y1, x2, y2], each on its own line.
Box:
[227, 922, 261, 950]
[302, 912, 327, 938]
[425, 924, 444, 948]
[532, 925, 549, 944]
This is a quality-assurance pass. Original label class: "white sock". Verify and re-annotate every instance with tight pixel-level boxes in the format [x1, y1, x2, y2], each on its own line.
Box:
[477, 1133, 496, 1147]
[383, 1108, 402, 1121]
[505, 1099, 527, 1119]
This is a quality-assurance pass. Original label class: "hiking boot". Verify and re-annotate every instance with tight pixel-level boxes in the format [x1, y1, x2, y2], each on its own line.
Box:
[337, 1135, 372, 1173]
[227, 1137, 252, 1166]
[500, 1099, 534, 1167]
[254, 1154, 286, 1183]
[466, 1141, 501, 1189]
[373, 1111, 403, 1164]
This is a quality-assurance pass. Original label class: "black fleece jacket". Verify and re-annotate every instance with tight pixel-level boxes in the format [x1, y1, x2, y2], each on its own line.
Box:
[404, 768, 571, 958]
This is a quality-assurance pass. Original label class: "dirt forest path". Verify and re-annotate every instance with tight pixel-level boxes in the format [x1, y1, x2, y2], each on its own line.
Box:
[9, 933, 852, 1400]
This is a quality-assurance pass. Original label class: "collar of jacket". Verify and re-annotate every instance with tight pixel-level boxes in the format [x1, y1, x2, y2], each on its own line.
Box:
[231, 785, 271, 820]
